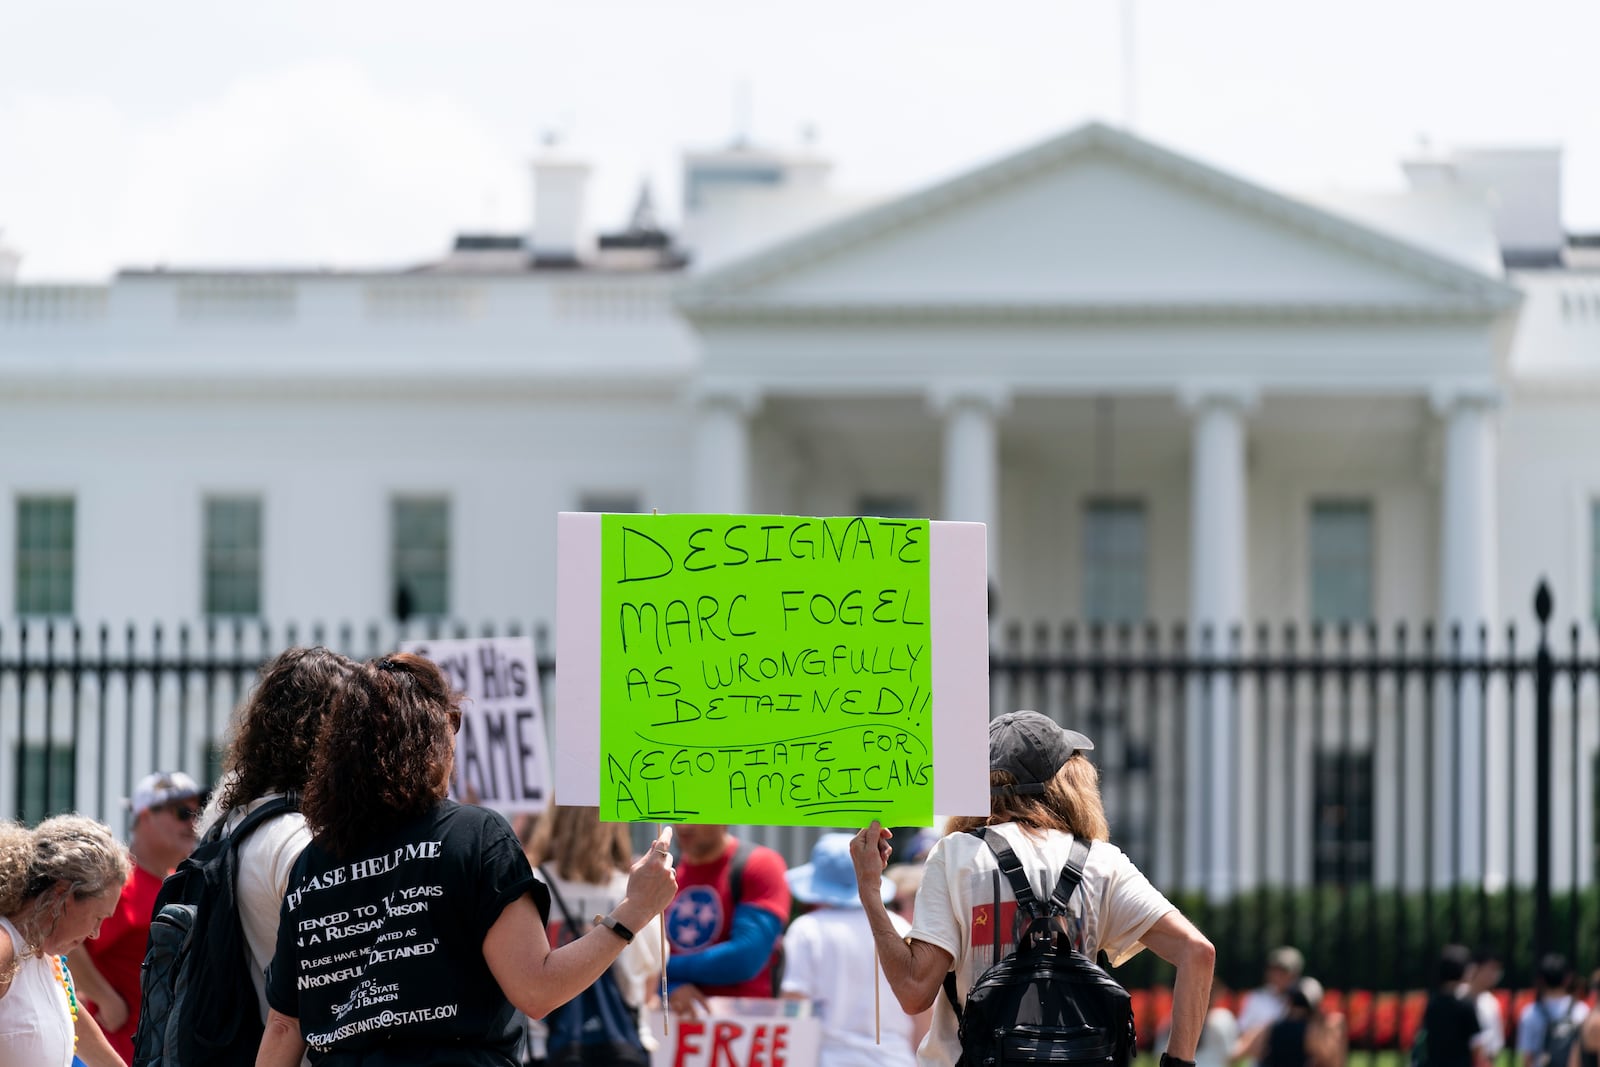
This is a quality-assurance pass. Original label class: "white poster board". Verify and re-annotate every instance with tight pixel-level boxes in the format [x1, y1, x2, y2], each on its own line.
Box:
[648, 1004, 821, 1067]
[555, 512, 990, 817]
[400, 635, 551, 815]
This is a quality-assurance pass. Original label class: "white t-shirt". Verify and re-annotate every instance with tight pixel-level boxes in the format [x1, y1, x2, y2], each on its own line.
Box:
[908, 825, 1174, 1067]
[0, 917, 75, 1067]
[212, 793, 314, 1024]
[782, 907, 917, 1067]
[1195, 1006, 1240, 1067]
[1236, 987, 1286, 1036]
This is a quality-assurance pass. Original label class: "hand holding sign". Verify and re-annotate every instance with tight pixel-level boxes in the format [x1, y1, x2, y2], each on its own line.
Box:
[849, 820, 894, 906]
[622, 825, 679, 921]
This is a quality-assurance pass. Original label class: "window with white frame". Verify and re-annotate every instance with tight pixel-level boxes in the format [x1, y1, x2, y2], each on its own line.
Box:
[203, 496, 262, 617]
[392, 496, 449, 620]
[16, 742, 75, 824]
[1313, 748, 1373, 883]
[1309, 499, 1373, 624]
[1082, 499, 1146, 624]
[15, 496, 74, 616]
[578, 491, 643, 515]
[856, 493, 921, 519]
[1591, 499, 1599, 624]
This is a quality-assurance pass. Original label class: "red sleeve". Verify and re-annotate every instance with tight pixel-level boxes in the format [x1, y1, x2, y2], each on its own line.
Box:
[737, 846, 792, 922]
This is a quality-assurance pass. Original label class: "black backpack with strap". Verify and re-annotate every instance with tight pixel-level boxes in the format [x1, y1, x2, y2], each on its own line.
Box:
[942, 828, 1135, 1067]
[132, 795, 296, 1067]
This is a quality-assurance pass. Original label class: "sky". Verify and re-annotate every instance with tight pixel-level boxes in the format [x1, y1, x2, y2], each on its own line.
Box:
[2, 0, 1597, 281]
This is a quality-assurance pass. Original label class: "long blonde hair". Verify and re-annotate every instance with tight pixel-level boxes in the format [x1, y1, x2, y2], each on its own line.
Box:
[525, 806, 633, 885]
[945, 755, 1110, 840]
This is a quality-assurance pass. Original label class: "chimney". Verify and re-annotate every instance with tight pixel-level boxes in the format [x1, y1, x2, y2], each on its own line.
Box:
[530, 145, 591, 267]
[1403, 146, 1565, 268]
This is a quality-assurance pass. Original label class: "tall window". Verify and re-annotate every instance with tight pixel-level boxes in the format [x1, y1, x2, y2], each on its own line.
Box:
[1591, 500, 1600, 624]
[1312, 749, 1374, 884]
[15, 496, 74, 616]
[856, 494, 921, 519]
[578, 492, 642, 515]
[203, 496, 262, 617]
[1310, 499, 1373, 623]
[392, 497, 449, 620]
[1082, 499, 1146, 623]
[16, 743, 75, 824]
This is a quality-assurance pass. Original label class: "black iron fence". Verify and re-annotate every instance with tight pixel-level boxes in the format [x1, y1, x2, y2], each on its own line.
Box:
[4, 584, 1600, 1040]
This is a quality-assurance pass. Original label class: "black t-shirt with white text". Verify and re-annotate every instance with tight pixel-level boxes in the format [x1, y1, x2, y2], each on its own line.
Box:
[266, 800, 548, 1066]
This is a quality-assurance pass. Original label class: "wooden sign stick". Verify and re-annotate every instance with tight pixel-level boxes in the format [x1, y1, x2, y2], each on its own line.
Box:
[661, 822, 669, 1037]
[874, 942, 881, 1044]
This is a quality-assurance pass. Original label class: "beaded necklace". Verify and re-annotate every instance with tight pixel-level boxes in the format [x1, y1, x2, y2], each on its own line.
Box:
[51, 954, 80, 1050]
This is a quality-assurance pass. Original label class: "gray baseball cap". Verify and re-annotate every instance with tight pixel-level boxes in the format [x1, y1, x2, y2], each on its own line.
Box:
[989, 710, 1094, 797]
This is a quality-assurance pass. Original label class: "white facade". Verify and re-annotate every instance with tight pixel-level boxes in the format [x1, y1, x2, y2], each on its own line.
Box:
[2, 123, 1597, 886]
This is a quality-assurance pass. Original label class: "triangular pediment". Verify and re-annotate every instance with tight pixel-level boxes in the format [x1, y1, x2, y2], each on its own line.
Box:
[680, 123, 1517, 318]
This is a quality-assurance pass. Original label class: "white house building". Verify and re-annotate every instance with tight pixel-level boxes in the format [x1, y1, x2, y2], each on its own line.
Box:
[2, 123, 1596, 890]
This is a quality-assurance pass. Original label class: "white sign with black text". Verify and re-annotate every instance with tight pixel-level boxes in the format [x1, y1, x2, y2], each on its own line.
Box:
[399, 636, 551, 815]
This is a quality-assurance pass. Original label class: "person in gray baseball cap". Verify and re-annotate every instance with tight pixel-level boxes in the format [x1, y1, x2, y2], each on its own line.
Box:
[848, 710, 1216, 1067]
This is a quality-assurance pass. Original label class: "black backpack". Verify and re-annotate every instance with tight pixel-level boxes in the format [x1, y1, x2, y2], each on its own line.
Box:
[132, 795, 296, 1067]
[539, 867, 649, 1067]
[1537, 999, 1581, 1067]
[942, 828, 1135, 1067]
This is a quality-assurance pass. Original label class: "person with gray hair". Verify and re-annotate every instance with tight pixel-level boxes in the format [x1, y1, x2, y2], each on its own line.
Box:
[0, 814, 131, 1067]
[850, 710, 1215, 1067]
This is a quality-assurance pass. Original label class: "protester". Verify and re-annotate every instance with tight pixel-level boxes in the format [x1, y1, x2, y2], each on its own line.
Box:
[1518, 955, 1588, 1067]
[1412, 945, 1488, 1067]
[1462, 948, 1505, 1061]
[781, 832, 919, 1067]
[1243, 978, 1346, 1067]
[257, 653, 678, 1066]
[523, 805, 664, 1061]
[197, 645, 357, 1023]
[663, 823, 790, 1016]
[884, 863, 924, 924]
[1234, 946, 1307, 1062]
[69, 770, 202, 1063]
[0, 814, 131, 1067]
[849, 709, 1215, 1067]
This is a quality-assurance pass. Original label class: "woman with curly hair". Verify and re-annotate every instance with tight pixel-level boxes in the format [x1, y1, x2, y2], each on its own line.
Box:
[0, 814, 130, 1067]
[197, 645, 357, 1023]
[258, 653, 679, 1067]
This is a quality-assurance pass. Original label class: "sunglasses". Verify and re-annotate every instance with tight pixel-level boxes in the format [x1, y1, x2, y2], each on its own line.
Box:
[163, 805, 200, 822]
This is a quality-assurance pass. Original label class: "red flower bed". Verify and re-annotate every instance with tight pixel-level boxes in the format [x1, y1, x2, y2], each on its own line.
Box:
[1126, 986, 1533, 1050]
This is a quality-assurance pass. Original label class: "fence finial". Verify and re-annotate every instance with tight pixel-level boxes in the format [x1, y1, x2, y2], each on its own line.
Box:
[1533, 579, 1553, 623]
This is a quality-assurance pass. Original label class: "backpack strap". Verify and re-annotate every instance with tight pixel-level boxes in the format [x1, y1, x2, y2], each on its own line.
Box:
[226, 794, 296, 849]
[943, 972, 963, 1025]
[538, 865, 584, 947]
[728, 839, 756, 906]
[972, 826, 1045, 921]
[1046, 837, 1092, 916]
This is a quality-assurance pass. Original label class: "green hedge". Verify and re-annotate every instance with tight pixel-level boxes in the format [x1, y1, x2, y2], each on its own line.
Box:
[1109, 883, 1599, 992]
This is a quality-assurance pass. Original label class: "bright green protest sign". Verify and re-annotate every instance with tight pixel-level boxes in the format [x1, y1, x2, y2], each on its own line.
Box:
[599, 513, 934, 826]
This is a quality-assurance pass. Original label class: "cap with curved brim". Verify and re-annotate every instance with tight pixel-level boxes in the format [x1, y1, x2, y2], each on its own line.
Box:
[988, 710, 1094, 797]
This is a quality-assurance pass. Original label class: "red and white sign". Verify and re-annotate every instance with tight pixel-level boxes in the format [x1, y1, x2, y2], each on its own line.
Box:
[649, 1009, 821, 1067]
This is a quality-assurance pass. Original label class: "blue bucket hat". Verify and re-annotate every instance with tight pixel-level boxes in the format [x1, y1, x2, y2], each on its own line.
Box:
[787, 832, 896, 908]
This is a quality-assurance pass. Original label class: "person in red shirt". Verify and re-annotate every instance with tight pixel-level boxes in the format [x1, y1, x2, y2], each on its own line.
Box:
[68, 770, 202, 1064]
[665, 824, 791, 1015]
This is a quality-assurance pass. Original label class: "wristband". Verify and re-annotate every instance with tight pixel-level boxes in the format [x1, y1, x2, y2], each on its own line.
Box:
[1161, 1054, 1196, 1067]
[594, 913, 636, 944]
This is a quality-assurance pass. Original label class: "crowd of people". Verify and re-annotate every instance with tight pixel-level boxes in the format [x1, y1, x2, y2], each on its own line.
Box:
[4, 643, 1569, 1067]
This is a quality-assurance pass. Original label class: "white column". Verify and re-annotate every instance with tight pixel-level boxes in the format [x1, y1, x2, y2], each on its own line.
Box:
[1432, 385, 1499, 889]
[690, 386, 760, 514]
[930, 384, 1009, 598]
[1182, 385, 1255, 900]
